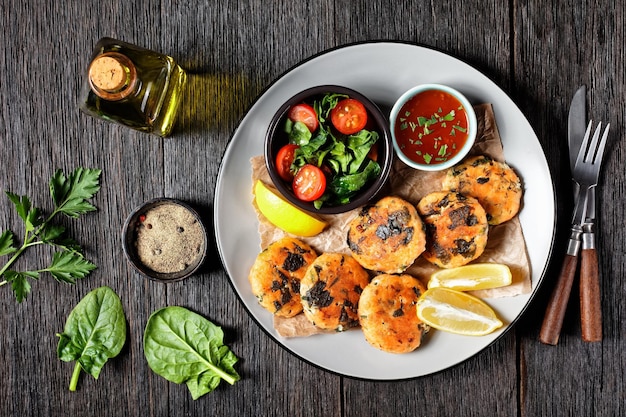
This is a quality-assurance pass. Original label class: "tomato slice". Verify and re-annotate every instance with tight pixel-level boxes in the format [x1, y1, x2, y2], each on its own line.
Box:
[288, 103, 319, 132]
[293, 164, 326, 202]
[330, 98, 368, 135]
[275, 144, 299, 181]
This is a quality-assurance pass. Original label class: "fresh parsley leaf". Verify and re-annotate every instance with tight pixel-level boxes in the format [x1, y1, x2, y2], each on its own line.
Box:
[39, 224, 66, 243]
[4, 270, 39, 303]
[0, 230, 17, 256]
[45, 251, 97, 284]
[50, 168, 102, 218]
[0, 168, 101, 302]
[6, 192, 42, 232]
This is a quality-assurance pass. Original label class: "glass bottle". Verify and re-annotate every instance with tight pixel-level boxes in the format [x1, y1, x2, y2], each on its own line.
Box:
[79, 37, 186, 137]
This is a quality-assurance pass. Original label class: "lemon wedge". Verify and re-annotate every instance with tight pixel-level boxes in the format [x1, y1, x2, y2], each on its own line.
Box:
[254, 180, 327, 237]
[416, 287, 504, 336]
[428, 263, 512, 291]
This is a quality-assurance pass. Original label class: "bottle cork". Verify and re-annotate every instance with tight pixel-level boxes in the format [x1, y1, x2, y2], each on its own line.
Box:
[88, 52, 137, 101]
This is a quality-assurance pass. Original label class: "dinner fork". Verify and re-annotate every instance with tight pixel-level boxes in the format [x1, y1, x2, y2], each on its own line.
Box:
[540, 120, 609, 345]
[576, 121, 609, 342]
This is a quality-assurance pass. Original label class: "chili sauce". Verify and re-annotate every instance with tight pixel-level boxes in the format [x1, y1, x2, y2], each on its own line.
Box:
[394, 89, 469, 165]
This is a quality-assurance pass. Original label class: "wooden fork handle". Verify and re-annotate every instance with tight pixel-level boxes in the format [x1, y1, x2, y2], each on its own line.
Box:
[539, 254, 578, 345]
[580, 247, 602, 341]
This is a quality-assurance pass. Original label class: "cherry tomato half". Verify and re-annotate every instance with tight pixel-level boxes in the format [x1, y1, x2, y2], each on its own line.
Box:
[275, 144, 299, 182]
[330, 98, 368, 135]
[293, 164, 326, 202]
[288, 103, 319, 132]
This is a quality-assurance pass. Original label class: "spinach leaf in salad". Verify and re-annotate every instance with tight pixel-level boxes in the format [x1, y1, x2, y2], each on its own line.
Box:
[56, 286, 127, 391]
[284, 93, 381, 208]
[143, 306, 240, 400]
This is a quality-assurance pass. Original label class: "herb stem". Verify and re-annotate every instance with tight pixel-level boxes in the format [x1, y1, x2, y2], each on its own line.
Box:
[206, 361, 237, 385]
[0, 236, 43, 277]
[69, 362, 82, 391]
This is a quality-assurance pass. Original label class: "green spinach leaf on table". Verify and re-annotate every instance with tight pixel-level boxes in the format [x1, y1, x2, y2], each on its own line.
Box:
[56, 286, 127, 391]
[143, 306, 240, 400]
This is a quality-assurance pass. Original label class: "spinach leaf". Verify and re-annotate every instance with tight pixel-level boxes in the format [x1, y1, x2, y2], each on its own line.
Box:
[284, 119, 312, 146]
[56, 286, 127, 391]
[143, 306, 240, 400]
[346, 129, 379, 174]
[329, 159, 382, 199]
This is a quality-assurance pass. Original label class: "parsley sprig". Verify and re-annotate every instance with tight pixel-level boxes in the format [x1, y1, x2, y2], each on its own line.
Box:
[0, 168, 102, 302]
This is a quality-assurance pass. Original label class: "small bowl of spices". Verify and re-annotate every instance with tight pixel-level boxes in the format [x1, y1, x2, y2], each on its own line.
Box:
[122, 198, 208, 282]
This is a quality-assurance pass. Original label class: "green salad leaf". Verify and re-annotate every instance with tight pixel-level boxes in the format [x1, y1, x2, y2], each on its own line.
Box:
[143, 306, 240, 400]
[56, 286, 127, 391]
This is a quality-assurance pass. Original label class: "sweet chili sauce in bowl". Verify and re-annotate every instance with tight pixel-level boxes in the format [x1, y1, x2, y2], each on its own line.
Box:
[389, 84, 477, 171]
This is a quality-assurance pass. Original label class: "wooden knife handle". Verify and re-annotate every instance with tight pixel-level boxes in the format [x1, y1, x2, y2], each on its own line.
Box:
[580, 248, 602, 342]
[539, 254, 578, 345]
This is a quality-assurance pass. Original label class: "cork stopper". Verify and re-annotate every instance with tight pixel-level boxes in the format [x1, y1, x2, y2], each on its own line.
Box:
[88, 52, 137, 100]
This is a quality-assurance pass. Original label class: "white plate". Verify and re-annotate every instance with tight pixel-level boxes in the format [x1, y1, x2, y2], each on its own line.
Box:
[215, 42, 555, 380]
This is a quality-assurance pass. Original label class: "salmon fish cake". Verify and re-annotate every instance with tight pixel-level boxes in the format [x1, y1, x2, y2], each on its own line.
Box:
[417, 191, 488, 269]
[358, 274, 429, 353]
[442, 155, 522, 225]
[300, 253, 370, 331]
[347, 196, 426, 273]
[248, 237, 318, 317]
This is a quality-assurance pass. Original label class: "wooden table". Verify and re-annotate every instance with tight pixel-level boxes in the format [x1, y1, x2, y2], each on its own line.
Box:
[1, 1, 624, 416]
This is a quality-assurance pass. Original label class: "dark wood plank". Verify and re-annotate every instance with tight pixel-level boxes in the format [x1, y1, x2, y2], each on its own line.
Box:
[514, 1, 626, 416]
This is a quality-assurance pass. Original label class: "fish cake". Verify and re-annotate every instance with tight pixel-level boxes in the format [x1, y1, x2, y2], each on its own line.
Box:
[442, 155, 522, 225]
[300, 253, 370, 331]
[417, 191, 489, 269]
[358, 274, 429, 353]
[347, 196, 426, 273]
[248, 237, 318, 317]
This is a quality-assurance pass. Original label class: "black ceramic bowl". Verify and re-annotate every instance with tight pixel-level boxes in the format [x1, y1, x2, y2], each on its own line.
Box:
[122, 198, 208, 282]
[264, 85, 393, 215]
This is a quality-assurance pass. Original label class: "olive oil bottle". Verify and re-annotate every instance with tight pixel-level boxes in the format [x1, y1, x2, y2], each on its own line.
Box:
[79, 37, 186, 137]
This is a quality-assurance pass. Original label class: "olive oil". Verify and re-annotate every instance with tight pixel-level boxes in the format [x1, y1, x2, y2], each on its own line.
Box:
[79, 37, 186, 137]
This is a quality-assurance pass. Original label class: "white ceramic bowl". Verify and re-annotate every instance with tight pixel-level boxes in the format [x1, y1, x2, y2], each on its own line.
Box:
[389, 83, 477, 171]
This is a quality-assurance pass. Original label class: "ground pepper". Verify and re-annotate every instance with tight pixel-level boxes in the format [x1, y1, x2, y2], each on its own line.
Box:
[135, 203, 204, 274]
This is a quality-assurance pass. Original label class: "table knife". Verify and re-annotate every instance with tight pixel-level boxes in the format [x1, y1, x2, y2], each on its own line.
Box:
[567, 87, 602, 342]
[539, 87, 586, 345]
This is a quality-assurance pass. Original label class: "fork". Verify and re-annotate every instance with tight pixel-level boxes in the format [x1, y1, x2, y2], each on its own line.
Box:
[576, 121, 610, 342]
[539, 120, 609, 345]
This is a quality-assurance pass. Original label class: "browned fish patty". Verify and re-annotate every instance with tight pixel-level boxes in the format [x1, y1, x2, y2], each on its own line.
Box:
[248, 237, 318, 317]
[416, 191, 489, 268]
[300, 253, 370, 331]
[442, 155, 522, 225]
[347, 196, 426, 273]
[358, 274, 429, 353]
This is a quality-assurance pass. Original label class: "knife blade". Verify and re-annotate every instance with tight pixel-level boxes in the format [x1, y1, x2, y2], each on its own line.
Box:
[568, 86, 586, 170]
[539, 87, 587, 345]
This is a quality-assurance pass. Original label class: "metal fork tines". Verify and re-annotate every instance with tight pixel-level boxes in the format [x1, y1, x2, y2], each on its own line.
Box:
[571, 120, 610, 227]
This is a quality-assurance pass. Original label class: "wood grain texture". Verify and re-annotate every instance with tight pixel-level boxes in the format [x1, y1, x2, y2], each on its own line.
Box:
[0, 0, 625, 416]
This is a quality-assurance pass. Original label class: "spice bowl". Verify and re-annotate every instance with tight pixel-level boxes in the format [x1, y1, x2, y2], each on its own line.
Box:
[389, 83, 477, 171]
[122, 198, 208, 282]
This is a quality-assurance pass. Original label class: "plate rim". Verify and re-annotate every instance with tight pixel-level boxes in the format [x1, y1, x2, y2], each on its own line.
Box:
[214, 40, 557, 381]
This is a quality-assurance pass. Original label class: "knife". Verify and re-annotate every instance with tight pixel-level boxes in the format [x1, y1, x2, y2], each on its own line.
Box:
[565, 87, 602, 342]
[539, 86, 587, 345]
